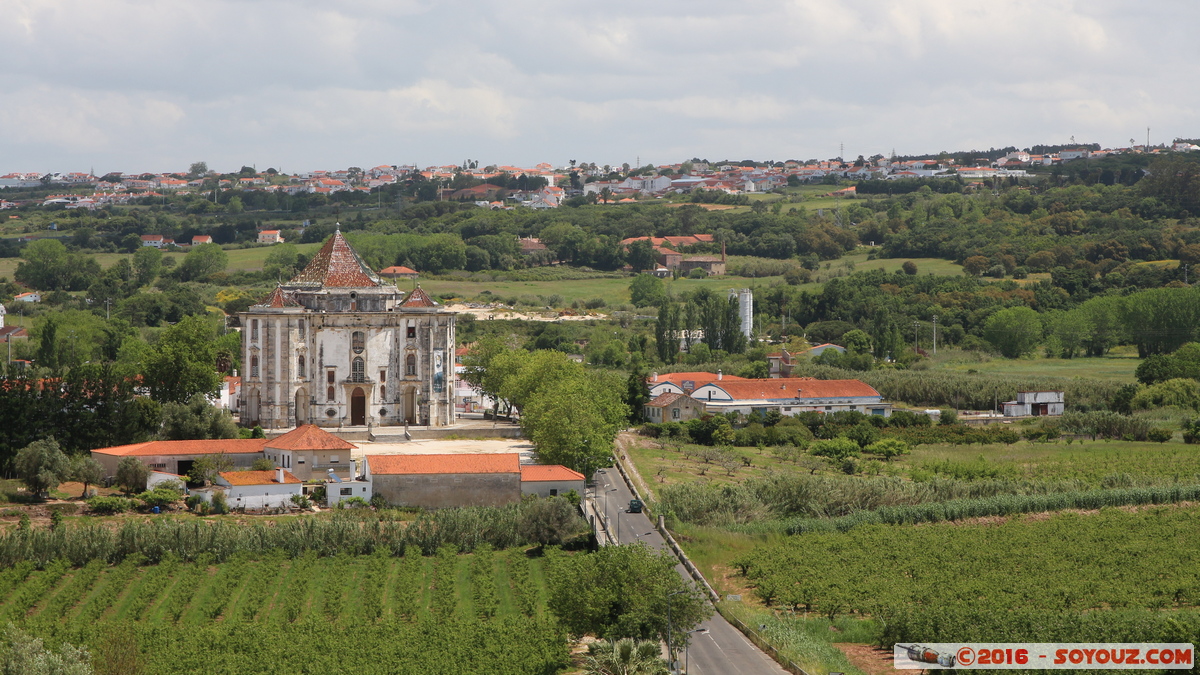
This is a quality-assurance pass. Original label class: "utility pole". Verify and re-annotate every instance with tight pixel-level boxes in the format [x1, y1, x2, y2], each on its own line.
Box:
[932, 315, 938, 355]
[913, 320, 919, 352]
[104, 297, 111, 321]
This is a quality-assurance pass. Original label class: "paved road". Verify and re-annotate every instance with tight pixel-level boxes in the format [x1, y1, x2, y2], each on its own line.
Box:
[594, 467, 789, 675]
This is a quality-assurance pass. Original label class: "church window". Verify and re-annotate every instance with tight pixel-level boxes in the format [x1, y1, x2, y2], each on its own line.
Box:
[406, 354, 417, 376]
[251, 319, 259, 341]
[351, 357, 365, 382]
[327, 386, 335, 401]
[327, 370, 335, 384]
[250, 355, 259, 378]
[381, 385, 386, 401]
[298, 319, 305, 338]
[352, 331, 365, 353]
[297, 355, 306, 379]
[379, 370, 386, 383]
[406, 325, 416, 339]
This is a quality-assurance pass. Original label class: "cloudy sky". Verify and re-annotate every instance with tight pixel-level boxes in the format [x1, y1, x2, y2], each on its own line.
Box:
[2, 1, 1198, 174]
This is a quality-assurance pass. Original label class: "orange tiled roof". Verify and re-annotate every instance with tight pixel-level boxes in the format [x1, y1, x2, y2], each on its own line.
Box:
[650, 372, 746, 385]
[704, 378, 880, 400]
[287, 230, 383, 288]
[367, 453, 520, 475]
[266, 424, 356, 451]
[520, 465, 585, 482]
[219, 470, 301, 485]
[93, 439, 269, 457]
[380, 265, 418, 276]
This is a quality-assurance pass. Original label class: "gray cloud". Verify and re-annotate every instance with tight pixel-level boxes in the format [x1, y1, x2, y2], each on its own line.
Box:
[1, 0, 1197, 172]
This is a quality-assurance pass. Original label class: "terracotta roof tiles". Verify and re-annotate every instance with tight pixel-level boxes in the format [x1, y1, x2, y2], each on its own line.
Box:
[287, 230, 384, 288]
[519, 465, 585, 482]
[367, 453, 520, 475]
[219, 470, 301, 485]
[255, 286, 301, 308]
[266, 424, 357, 451]
[701, 378, 880, 400]
[93, 439, 269, 457]
[401, 286, 437, 307]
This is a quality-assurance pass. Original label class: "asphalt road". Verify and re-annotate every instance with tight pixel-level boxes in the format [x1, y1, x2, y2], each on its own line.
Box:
[594, 467, 789, 675]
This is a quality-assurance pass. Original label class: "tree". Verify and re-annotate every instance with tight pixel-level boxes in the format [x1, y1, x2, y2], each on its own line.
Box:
[583, 639, 669, 675]
[15, 438, 70, 497]
[131, 246, 163, 288]
[188, 161, 209, 177]
[70, 455, 106, 498]
[983, 306, 1043, 358]
[626, 240, 657, 273]
[517, 496, 590, 547]
[962, 255, 990, 276]
[177, 243, 228, 282]
[901, 261, 918, 275]
[546, 543, 710, 647]
[140, 315, 223, 403]
[522, 371, 627, 476]
[188, 453, 234, 486]
[810, 437, 860, 461]
[866, 438, 910, 461]
[0, 624, 92, 675]
[159, 394, 239, 440]
[115, 456, 150, 495]
[629, 274, 666, 308]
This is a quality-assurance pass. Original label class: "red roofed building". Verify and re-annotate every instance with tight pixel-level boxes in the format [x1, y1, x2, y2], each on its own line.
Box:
[90, 438, 269, 477]
[380, 265, 418, 280]
[365, 453, 522, 508]
[690, 378, 890, 417]
[646, 370, 746, 398]
[239, 228, 457, 430]
[212, 467, 303, 509]
[520, 464, 585, 498]
[643, 391, 705, 423]
[263, 424, 358, 480]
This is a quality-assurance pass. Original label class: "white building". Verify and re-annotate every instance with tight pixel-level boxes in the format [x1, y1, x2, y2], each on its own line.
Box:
[729, 288, 753, 339]
[239, 230, 457, 430]
[1002, 391, 1065, 417]
[213, 468, 303, 509]
[690, 378, 891, 417]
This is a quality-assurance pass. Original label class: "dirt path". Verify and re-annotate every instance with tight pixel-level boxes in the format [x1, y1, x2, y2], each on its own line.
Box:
[834, 643, 896, 675]
[615, 431, 655, 501]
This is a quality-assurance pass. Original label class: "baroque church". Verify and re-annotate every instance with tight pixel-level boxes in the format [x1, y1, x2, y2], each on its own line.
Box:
[239, 230, 457, 430]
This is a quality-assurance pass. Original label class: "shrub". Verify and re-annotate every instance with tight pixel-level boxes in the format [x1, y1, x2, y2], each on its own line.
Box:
[88, 496, 132, 515]
[137, 487, 182, 508]
[939, 408, 959, 425]
[185, 494, 205, 511]
[291, 494, 313, 509]
[866, 438, 911, 460]
[1147, 427, 1173, 443]
[339, 496, 368, 509]
[369, 494, 388, 509]
[1183, 418, 1200, 445]
[810, 437, 861, 461]
[211, 491, 230, 515]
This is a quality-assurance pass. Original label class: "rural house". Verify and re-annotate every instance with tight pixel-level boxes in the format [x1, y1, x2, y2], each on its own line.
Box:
[1002, 391, 1065, 417]
[519, 465, 585, 498]
[212, 468, 302, 509]
[91, 438, 269, 479]
[364, 453, 523, 509]
[643, 392, 705, 423]
[262, 424, 358, 480]
[690, 378, 891, 417]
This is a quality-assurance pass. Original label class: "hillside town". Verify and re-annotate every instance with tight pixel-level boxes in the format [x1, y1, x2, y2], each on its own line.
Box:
[4, 139, 1198, 212]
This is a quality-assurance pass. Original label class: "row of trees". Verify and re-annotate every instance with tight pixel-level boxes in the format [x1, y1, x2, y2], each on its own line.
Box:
[460, 339, 628, 476]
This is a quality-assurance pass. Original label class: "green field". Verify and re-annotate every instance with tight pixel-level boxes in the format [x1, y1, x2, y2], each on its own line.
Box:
[930, 348, 1141, 383]
[3, 547, 565, 674]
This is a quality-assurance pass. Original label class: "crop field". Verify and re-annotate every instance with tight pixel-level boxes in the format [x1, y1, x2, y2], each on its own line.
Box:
[733, 506, 1200, 643]
[4, 546, 565, 674]
[931, 348, 1141, 383]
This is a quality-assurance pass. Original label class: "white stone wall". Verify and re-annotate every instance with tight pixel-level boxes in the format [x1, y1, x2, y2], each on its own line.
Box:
[226, 483, 302, 509]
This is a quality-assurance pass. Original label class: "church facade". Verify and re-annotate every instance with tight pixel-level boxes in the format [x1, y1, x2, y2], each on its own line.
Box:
[239, 231, 456, 430]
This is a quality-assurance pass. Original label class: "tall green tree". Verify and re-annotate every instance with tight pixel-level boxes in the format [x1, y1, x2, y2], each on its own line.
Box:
[15, 438, 70, 497]
[983, 306, 1043, 358]
[159, 394, 239, 440]
[628, 274, 666, 308]
[140, 315, 223, 403]
[522, 371, 627, 476]
[177, 243, 228, 282]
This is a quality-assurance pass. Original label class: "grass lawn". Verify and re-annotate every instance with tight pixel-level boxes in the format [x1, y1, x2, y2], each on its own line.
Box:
[930, 348, 1141, 383]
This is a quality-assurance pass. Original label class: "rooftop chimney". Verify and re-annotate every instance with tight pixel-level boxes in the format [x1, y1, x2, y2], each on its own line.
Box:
[350, 459, 357, 481]
[717, 369, 723, 380]
[651, 371, 658, 382]
[276, 467, 285, 484]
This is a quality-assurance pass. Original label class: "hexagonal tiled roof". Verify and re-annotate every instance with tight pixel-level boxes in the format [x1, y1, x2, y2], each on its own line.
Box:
[287, 230, 384, 288]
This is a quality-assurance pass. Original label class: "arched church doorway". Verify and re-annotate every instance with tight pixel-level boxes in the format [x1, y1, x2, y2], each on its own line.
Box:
[351, 387, 366, 426]
[403, 386, 417, 425]
[295, 390, 309, 426]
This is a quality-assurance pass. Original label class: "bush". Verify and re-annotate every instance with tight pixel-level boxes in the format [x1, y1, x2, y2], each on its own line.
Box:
[1183, 418, 1200, 445]
[211, 491, 230, 515]
[291, 494, 313, 509]
[1147, 427, 1174, 443]
[339, 496, 368, 509]
[88, 496, 132, 515]
[185, 494, 205, 511]
[939, 409, 958, 425]
[369, 494, 388, 509]
[866, 438, 911, 460]
[810, 437, 861, 461]
[137, 487, 182, 508]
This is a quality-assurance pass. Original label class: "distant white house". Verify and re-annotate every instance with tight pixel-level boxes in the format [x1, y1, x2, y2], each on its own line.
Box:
[1002, 391, 1064, 417]
[257, 230, 284, 244]
[13, 292, 40, 303]
[212, 468, 302, 509]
